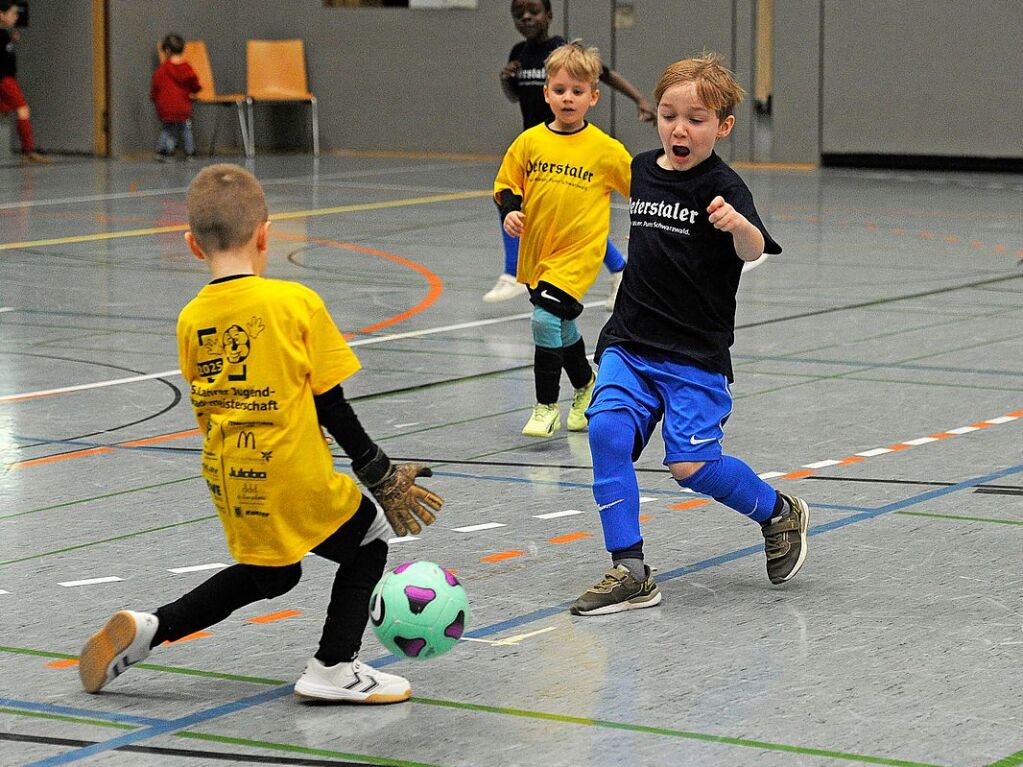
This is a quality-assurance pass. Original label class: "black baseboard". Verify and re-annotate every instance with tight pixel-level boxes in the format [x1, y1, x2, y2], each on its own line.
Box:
[821, 153, 1023, 173]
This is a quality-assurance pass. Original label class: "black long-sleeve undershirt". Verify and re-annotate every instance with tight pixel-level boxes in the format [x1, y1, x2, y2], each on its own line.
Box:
[313, 385, 379, 474]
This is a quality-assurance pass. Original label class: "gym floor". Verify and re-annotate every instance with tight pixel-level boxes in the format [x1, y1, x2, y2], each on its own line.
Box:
[1, 152, 1021, 767]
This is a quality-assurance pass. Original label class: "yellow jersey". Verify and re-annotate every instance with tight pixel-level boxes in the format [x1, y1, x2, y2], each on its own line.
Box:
[177, 276, 363, 566]
[494, 122, 631, 299]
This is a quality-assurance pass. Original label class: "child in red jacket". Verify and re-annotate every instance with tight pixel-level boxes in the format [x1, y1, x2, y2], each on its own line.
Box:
[151, 34, 201, 161]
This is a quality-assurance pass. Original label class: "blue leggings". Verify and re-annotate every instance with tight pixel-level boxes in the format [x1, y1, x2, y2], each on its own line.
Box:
[501, 218, 625, 276]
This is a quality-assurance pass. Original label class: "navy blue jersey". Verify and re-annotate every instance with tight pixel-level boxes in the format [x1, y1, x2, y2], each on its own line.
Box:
[0, 29, 16, 78]
[507, 35, 610, 130]
[596, 150, 781, 380]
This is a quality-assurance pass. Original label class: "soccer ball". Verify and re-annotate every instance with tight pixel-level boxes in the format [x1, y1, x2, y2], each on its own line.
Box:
[369, 561, 469, 660]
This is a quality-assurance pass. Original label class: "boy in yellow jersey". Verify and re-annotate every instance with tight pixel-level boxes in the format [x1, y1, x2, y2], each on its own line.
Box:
[79, 164, 443, 703]
[495, 42, 631, 438]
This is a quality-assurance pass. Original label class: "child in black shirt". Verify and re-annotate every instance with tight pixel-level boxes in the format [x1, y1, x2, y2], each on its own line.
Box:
[571, 54, 809, 616]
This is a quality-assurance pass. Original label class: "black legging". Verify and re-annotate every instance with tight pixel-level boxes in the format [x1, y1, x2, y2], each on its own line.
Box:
[152, 495, 388, 666]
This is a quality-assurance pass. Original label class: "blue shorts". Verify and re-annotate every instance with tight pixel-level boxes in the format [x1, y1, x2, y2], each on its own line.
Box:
[586, 345, 732, 463]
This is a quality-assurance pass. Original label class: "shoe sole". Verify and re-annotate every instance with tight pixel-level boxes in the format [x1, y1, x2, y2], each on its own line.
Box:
[771, 497, 810, 584]
[522, 415, 561, 437]
[570, 588, 662, 616]
[294, 684, 411, 704]
[79, 611, 142, 693]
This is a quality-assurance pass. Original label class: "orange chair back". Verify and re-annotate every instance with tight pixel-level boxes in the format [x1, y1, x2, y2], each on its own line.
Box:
[246, 39, 312, 100]
[157, 40, 223, 101]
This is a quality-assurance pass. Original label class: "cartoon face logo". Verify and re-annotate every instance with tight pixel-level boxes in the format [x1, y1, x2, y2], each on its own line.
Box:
[222, 325, 251, 364]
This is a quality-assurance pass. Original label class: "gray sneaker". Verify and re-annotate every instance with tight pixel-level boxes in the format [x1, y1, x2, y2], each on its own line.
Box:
[570, 564, 661, 616]
[761, 494, 810, 584]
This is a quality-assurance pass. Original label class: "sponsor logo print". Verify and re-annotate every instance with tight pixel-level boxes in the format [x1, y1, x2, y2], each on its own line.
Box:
[597, 498, 625, 512]
[689, 435, 717, 446]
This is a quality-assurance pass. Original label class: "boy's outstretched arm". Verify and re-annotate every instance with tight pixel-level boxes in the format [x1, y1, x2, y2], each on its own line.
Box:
[315, 385, 442, 536]
[707, 195, 766, 262]
[602, 69, 655, 123]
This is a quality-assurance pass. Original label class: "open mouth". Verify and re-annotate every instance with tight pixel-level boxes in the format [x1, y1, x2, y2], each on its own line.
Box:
[672, 146, 690, 158]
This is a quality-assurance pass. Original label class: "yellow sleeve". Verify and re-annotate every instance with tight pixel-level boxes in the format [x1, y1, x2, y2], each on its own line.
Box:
[494, 133, 527, 203]
[607, 139, 632, 199]
[306, 299, 362, 395]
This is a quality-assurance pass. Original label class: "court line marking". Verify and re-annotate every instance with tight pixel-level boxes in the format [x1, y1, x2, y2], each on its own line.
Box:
[167, 563, 228, 574]
[58, 576, 122, 587]
[12, 465, 1014, 765]
[0, 189, 491, 252]
[453, 522, 506, 533]
[0, 300, 599, 404]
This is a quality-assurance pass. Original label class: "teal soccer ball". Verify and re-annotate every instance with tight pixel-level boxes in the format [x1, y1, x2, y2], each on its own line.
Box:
[370, 561, 469, 660]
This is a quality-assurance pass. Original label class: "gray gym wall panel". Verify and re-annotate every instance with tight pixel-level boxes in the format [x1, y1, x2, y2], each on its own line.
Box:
[771, 0, 820, 164]
[14, 0, 94, 154]
[821, 0, 1023, 159]
[568, 0, 748, 160]
[107, 0, 244, 158]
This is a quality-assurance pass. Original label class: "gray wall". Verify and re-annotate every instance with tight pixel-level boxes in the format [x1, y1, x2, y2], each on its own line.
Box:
[15, 0, 94, 154]
[821, 0, 1023, 158]
[17, 0, 1023, 163]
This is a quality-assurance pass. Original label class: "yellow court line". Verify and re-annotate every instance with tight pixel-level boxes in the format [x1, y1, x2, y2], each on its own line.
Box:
[732, 161, 817, 172]
[0, 190, 493, 252]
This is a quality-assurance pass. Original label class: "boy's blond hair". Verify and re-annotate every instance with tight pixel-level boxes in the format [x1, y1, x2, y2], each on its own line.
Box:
[545, 41, 602, 86]
[654, 52, 745, 121]
[186, 164, 269, 253]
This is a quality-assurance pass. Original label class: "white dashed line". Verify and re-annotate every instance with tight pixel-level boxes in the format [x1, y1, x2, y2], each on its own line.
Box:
[804, 459, 843, 469]
[985, 416, 1018, 424]
[0, 589, 9, 595]
[393, 423, 419, 429]
[639, 496, 656, 504]
[168, 563, 229, 574]
[856, 448, 893, 457]
[902, 437, 939, 446]
[0, 307, 14, 314]
[59, 577, 123, 587]
[387, 535, 420, 544]
[758, 471, 785, 480]
[534, 510, 583, 519]
[453, 523, 506, 533]
[946, 426, 980, 435]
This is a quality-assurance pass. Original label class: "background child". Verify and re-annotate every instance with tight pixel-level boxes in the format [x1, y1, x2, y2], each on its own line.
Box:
[0, 1, 48, 163]
[571, 53, 808, 616]
[494, 43, 631, 438]
[79, 164, 443, 703]
[151, 33, 201, 161]
[484, 0, 654, 310]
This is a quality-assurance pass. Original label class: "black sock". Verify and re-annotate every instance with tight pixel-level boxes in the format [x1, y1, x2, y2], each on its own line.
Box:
[534, 346, 563, 404]
[562, 337, 593, 390]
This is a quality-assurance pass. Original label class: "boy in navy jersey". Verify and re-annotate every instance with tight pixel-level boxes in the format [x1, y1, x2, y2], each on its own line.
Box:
[483, 0, 654, 309]
[570, 54, 809, 616]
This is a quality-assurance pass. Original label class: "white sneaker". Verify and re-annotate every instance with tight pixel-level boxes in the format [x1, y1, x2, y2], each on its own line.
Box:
[79, 610, 158, 693]
[483, 273, 527, 303]
[605, 270, 623, 311]
[294, 657, 411, 703]
[522, 402, 560, 438]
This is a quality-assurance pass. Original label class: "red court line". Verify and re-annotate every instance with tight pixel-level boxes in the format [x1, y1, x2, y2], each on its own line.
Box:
[547, 532, 592, 544]
[480, 550, 527, 563]
[246, 610, 303, 624]
[671, 499, 712, 511]
[162, 631, 210, 645]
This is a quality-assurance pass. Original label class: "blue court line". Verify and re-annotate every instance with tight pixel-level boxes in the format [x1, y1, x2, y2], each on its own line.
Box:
[18, 685, 293, 767]
[22, 462, 1023, 765]
[0, 697, 165, 727]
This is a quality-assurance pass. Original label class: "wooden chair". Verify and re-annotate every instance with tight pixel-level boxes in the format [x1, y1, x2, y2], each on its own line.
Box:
[245, 39, 320, 157]
[158, 40, 252, 156]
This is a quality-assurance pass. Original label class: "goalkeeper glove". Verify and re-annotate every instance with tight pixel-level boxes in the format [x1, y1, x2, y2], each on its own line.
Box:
[354, 446, 443, 537]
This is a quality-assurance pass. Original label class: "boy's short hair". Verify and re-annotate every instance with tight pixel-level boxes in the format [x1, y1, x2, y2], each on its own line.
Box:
[186, 164, 269, 254]
[654, 52, 745, 121]
[0, 2, 17, 13]
[161, 33, 185, 55]
[545, 41, 602, 86]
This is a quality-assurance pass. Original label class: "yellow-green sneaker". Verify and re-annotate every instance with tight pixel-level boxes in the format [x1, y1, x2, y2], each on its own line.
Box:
[567, 376, 595, 431]
[522, 403, 560, 437]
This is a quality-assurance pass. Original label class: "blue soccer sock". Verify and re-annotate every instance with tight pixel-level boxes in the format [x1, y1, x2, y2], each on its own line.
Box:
[603, 237, 626, 273]
[501, 226, 519, 276]
[677, 456, 781, 523]
[589, 409, 642, 552]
